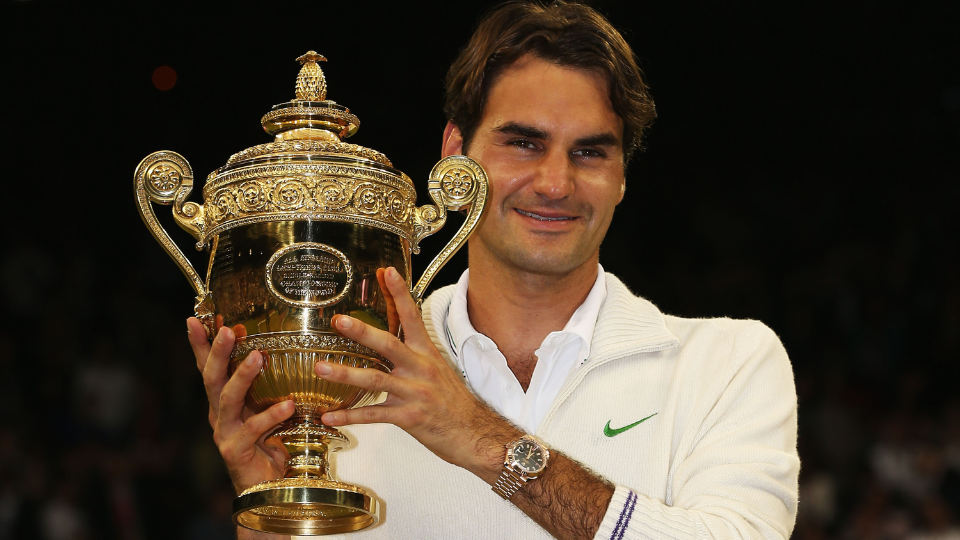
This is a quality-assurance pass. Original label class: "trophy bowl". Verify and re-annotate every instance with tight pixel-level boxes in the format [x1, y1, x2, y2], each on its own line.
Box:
[133, 51, 487, 535]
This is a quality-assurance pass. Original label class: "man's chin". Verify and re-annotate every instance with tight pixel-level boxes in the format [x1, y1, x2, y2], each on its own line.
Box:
[500, 250, 596, 278]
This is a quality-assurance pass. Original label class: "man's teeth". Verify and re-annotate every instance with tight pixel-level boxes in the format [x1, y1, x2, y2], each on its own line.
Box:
[516, 209, 573, 221]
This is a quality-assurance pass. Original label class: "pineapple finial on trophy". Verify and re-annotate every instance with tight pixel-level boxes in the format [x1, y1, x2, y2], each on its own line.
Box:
[261, 51, 358, 141]
[295, 51, 328, 101]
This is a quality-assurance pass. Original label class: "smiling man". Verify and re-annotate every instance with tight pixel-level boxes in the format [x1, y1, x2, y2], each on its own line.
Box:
[189, 2, 800, 539]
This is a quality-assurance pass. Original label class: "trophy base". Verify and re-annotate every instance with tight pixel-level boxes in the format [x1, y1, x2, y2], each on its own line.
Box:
[233, 477, 379, 536]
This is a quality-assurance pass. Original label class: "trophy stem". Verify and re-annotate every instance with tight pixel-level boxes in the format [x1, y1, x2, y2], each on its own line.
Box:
[270, 417, 347, 481]
[232, 416, 378, 535]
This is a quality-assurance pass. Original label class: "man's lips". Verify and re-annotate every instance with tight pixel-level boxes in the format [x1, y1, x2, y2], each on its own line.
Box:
[515, 208, 577, 222]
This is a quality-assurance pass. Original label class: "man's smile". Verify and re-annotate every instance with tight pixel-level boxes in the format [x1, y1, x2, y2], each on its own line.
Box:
[514, 208, 578, 222]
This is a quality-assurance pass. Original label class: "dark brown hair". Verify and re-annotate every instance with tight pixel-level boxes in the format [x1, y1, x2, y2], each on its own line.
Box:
[444, 1, 656, 163]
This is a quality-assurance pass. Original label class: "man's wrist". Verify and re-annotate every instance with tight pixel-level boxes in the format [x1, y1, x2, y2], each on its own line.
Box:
[455, 402, 525, 485]
[493, 435, 551, 499]
[474, 428, 525, 485]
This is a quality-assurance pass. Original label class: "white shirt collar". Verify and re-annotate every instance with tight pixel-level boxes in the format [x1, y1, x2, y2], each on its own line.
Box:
[444, 265, 607, 433]
[445, 265, 606, 364]
[445, 265, 607, 433]
[560, 266, 607, 363]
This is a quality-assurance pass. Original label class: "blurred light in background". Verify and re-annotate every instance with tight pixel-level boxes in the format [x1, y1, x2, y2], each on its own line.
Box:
[152, 66, 177, 91]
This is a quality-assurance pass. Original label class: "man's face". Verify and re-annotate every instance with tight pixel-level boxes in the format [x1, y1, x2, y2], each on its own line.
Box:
[447, 55, 626, 278]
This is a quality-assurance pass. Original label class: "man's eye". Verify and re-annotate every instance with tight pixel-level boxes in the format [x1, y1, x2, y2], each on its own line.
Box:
[509, 139, 538, 150]
[572, 148, 605, 158]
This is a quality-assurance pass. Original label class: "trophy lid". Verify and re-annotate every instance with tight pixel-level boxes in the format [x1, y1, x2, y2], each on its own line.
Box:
[189, 52, 424, 249]
[223, 52, 396, 170]
[139, 50, 485, 272]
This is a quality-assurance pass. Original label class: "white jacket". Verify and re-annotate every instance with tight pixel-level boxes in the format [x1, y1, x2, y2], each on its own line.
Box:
[325, 273, 799, 539]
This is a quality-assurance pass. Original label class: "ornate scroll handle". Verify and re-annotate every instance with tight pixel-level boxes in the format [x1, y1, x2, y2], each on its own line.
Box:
[133, 151, 214, 335]
[410, 155, 488, 303]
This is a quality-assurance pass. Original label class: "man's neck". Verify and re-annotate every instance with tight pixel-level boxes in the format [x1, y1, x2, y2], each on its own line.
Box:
[464, 251, 599, 386]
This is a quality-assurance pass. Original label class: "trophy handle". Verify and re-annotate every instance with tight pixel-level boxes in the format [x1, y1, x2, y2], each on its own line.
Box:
[134, 151, 215, 335]
[410, 155, 488, 303]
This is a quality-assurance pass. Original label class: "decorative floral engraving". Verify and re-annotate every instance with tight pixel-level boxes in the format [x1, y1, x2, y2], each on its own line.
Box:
[211, 191, 237, 222]
[420, 206, 439, 223]
[314, 179, 354, 210]
[386, 191, 409, 222]
[273, 179, 309, 210]
[231, 333, 388, 368]
[353, 184, 382, 215]
[237, 181, 266, 211]
[148, 163, 182, 193]
[206, 163, 409, 193]
[197, 163, 430, 246]
[441, 168, 473, 198]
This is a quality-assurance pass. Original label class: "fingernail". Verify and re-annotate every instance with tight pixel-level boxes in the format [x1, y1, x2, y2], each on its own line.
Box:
[387, 267, 399, 280]
[245, 353, 259, 367]
[316, 362, 332, 376]
[217, 327, 234, 343]
[337, 316, 353, 330]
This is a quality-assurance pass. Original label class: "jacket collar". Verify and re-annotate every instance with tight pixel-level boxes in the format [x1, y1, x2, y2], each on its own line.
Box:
[422, 284, 459, 372]
[422, 271, 679, 371]
[588, 273, 680, 364]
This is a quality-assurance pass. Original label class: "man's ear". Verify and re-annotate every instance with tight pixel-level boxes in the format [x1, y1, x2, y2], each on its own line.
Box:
[441, 121, 464, 158]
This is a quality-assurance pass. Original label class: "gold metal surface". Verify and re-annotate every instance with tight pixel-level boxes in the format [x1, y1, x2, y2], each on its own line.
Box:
[226, 140, 392, 167]
[134, 151, 204, 294]
[412, 155, 488, 302]
[133, 51, 488, 535]
[295, 51, 328, 101]
[235, 478, 378, 535]
[197, 159, 418, 249]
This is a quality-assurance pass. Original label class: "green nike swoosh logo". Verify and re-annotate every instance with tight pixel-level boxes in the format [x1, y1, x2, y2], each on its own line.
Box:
[604, 413, 658, 437]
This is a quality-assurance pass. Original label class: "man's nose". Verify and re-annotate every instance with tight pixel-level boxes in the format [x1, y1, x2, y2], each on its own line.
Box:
[532, 150, 575, 200]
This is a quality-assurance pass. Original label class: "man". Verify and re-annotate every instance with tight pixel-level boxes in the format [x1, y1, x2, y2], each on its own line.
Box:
[188, 2, 800, 539]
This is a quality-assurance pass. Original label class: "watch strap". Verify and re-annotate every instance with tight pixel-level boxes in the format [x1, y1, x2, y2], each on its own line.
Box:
[492, 464, 528, 499]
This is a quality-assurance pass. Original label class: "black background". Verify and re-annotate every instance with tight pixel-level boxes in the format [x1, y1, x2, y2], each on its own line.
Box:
[2, 1, 958, 538]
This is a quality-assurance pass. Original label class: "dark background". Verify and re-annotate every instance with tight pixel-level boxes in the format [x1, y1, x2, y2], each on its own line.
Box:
[2, 1, 958, 538]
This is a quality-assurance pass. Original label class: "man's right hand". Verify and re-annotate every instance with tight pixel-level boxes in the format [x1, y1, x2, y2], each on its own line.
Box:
[187, 318, 296, 494]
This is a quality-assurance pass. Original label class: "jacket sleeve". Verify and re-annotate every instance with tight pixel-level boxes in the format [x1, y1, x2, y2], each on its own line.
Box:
[593, 322, 800, 540]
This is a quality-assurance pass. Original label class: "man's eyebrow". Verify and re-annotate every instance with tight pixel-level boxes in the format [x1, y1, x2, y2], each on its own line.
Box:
[574, 132, 621, 147]
[493, 123, 621, 148]
[494, 122, 550, 140]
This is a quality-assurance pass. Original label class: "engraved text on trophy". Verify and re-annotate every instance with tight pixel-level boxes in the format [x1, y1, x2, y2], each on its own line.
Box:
[266, 242, 353, 308]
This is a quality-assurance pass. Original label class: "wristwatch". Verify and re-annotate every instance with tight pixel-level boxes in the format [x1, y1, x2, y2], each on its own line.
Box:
[492, 435, 550, 499]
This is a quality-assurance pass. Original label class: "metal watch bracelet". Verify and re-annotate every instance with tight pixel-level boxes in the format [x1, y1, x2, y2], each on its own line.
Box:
[493, 465, 529, 499]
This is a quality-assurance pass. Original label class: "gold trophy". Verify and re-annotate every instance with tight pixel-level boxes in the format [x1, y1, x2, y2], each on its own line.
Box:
[133, 51, 487, 535]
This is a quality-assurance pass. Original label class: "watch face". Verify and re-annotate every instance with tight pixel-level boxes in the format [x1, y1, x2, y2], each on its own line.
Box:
[513, 440, 545, 473]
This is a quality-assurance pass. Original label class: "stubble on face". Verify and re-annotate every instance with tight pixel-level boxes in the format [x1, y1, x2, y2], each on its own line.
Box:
[464, 55, 626, 281]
